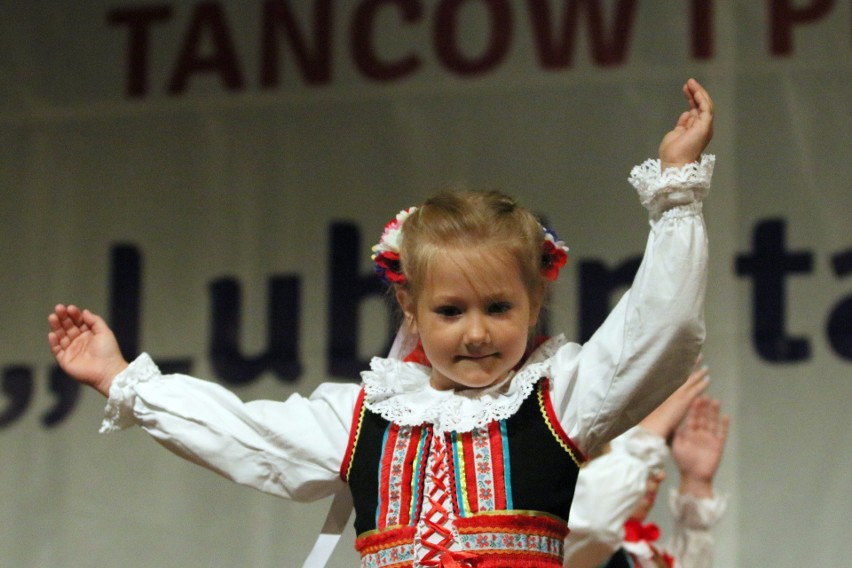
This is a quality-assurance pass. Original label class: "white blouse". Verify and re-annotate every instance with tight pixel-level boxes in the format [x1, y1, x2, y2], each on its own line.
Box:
[100, 156, 714, 507]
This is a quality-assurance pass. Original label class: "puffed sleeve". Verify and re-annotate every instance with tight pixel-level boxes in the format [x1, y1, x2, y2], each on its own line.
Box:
[100, 353, 360, 502]
[549, 156, 713, 456]
[564, 427, 668, 568]
[664, 489, 727, 568]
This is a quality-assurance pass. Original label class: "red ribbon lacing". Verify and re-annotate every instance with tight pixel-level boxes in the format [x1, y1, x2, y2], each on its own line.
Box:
[420, 436, 476, 567]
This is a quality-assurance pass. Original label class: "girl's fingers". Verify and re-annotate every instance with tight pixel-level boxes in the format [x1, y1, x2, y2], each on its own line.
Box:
[67, 305, 84, 323]
[695, 88, 714, 115]
[47, 313, 61, 333]
[685, 78, 713, 115]
[686, 111, 698, 129]
[59, 315, 77, 333]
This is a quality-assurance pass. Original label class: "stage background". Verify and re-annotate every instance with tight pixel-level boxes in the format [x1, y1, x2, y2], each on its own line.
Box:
[1, 1, 849, 566]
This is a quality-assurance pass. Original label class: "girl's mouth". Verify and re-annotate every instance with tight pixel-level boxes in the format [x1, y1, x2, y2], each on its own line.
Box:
[456, 353, 496, 362]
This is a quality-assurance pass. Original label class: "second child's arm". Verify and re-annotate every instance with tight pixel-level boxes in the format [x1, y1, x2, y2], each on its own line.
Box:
[666, 396, 729, 568]
[639, 359, 710, 441]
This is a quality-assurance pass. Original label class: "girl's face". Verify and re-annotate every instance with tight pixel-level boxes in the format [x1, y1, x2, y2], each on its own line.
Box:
[629, 467, 667, 522]
[399, 247, 540, 391]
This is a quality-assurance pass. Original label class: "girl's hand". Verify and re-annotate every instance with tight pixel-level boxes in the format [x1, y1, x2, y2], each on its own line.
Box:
[658, 78, 715, 170]
[48, 304, 128, 397]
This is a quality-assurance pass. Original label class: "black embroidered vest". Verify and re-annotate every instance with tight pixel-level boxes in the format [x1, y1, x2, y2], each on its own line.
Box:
[340, 378, 585, 567]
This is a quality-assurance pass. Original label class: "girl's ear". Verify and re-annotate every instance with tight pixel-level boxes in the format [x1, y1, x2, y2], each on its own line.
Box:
[395, 288, 418, 334]
[528, 297, 542, 328]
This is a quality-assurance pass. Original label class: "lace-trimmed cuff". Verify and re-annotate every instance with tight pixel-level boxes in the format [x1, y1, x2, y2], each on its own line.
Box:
[668, 487, 728, 529]
[99, 352, 161, 433]
[629, 154, 715, 217]
[611, 426, 668, 469]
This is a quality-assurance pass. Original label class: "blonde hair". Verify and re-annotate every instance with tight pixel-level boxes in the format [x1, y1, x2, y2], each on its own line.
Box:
[397, 189, 549, 308]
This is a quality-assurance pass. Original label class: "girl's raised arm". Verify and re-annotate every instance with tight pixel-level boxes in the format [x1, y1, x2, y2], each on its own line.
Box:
[549, 79, 715, 456]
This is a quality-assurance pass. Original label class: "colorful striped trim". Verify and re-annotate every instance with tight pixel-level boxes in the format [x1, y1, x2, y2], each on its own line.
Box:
[408, 427, 429, 525]
[454, 511, 568, 564]
[340, 388, 367, 481]
[462, 508, 568, 525]
[444, 432, 461, 518]
[355, 525, 416, 568]
[486, 421, 508, 510]
[449, 422, 511, 517]
[538, 379, 586, 467]
[499, 420, 513, 509]
[376, 424, 431, 530]
[450, 431, 471, 517]
[376, 425, 393, 526]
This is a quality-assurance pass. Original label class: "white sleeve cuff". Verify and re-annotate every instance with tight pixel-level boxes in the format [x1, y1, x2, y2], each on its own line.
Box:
[629, 154, 715, 218]
[668, 487, 728, 529]
[610, 426, 668, 469]
[100, 352, 161, 433]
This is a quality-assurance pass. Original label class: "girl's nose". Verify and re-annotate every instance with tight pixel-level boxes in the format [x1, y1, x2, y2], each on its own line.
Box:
[464, 313, 490, 346]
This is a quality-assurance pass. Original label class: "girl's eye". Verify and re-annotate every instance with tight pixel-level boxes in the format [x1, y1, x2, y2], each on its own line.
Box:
[488, 302, 512, 315]
[435, 306, 462, 317]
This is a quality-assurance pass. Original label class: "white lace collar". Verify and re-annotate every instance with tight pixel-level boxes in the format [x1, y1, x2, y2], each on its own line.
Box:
[360, 335, 567, 434]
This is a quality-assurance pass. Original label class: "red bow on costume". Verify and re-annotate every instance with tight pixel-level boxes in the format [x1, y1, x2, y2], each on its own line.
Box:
[623, 520, 675, 567]
[624, 519, 661, 543]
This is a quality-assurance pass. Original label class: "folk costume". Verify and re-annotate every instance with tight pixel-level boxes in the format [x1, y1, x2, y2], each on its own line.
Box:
[563, 427, 727, 568]
[97, 157, 714, 567]
[344, 338, 584, 566]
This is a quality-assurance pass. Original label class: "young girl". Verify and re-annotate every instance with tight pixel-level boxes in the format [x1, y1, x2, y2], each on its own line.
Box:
[48, 78, 715, 567]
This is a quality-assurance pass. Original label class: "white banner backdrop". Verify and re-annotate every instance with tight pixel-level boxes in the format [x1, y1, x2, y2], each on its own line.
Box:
[1, 2, 850, 566]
